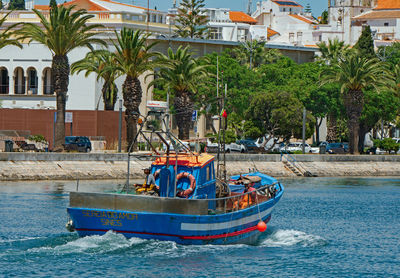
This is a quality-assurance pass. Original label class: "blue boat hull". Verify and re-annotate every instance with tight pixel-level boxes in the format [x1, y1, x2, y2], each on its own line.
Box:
[67, 190, 283, 245]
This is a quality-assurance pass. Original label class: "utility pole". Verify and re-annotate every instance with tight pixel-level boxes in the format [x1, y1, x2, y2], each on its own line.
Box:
[118, 99, 122, 152]
[147, 0, 150, 34]
[302, 107, 306, 154]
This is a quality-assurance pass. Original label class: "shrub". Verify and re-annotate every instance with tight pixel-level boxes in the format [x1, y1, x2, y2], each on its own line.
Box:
[28, 134, 47, 143]
[373, 138, 400, 153]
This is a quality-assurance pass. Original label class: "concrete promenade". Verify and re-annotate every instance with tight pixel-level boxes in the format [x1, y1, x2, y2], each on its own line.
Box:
[0, 152, 400, 181]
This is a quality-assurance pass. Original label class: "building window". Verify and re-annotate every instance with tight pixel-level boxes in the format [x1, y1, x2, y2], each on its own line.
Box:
[42, 67, 53, 95]
[209, 27, 222, 40]
[27, 67, 38, 95]
[297, 32, 303, 42]
[14, 67, 25, 94]
[384, 22, 389, 27]
[283, 8, 286, 12]
[0, 67, 9, 94]
[237, 29, 248, 42]
[289, 32, 294, 43]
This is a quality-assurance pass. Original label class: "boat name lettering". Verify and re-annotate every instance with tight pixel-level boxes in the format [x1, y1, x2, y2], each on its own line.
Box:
[101, 218, 122, 227]
[82, 210, 138, 220]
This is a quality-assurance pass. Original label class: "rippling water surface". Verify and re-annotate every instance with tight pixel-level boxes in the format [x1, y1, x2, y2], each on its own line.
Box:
[0, 178, 399, 277]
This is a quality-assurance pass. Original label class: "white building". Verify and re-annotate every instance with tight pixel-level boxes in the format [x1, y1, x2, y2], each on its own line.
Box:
[352, 0, 400, 47]
[251, 0, 400, 48]
[252, 0, 318, 46]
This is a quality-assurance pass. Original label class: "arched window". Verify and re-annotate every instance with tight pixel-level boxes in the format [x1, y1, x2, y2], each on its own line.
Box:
[14, 67, 25, 94]
[27, 67, 38, 95]
[42, 67, 53, 95]
[0, 67, 9, 94]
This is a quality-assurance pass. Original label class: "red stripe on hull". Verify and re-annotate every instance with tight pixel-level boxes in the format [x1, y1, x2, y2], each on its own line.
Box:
[75, 221, 268, 240]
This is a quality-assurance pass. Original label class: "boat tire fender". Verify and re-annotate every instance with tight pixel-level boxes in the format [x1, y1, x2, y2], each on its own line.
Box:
[268, 184, 277, 197]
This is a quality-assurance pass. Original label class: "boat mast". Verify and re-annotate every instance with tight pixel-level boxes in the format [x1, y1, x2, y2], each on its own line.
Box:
[216, 63, 228, 190]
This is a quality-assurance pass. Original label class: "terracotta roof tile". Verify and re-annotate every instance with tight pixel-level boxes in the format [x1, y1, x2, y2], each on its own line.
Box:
[35, 0, 108, 11]
[35, 0, 159, 12]
[229, 11, 257, 24]
[375, 0, 400, 10]
[267, 27, 279, 38]
[354, 10, 400, 19]
[289, 14, 314, 24]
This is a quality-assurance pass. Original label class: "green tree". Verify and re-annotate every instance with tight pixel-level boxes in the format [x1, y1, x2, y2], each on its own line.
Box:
[9, 0, 25, 10]
[378, 42, 400, 67]
[317, 38, 349, 64]
[246, 91, 315, 143]
[71, 50, 119, 110]
[112, 28, 159, 149]
[231, 40, 281, 69]
[320, 10, 328, 24]
[321, 54, 394, 154]
[293, 62, 342, 144]
[354, 25, 376, 59]
[358, 89, 400, 152]
[49, 0, 57, 8]
[175, 0, 208, 39]
[0, 12, 22, 50]
[149, 46, 211, 139]
[317, 38, 349, 142]
[305, 3, 312, 13]
[17, 6, 105, 149]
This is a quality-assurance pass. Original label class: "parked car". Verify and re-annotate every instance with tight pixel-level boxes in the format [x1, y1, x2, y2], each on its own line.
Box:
[163, 140, 190, 152]
[326, 142, 349, 154]
[280, 142, 312, 153]
[206, 140, 245, 153]
[255, 136, 281, 152]
[366, 146, 386, 155]
[236, 139, 260, 153]
[64, 136, 92, 152]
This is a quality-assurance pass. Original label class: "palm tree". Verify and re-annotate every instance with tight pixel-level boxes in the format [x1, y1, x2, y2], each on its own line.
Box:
[317, 38, 350, 142]
[0, 12, 22, 50]
[321, 54, 394, 154]
[16, 5, 106, 149]
[112, 28, 159, 150]
[233, 40, 281, 69]
[148, 46, 211, 139]
[317, 38, 349, 64]
[71, 50, 118, 110]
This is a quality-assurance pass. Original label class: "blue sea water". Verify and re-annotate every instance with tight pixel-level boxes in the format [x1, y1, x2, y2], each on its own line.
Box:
[0, 177, 399, 277]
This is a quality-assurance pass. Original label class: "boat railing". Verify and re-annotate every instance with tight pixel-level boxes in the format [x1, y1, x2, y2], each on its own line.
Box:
[206, 182, 282, 214]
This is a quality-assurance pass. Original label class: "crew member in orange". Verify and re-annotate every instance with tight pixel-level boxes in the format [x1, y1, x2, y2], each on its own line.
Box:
[234, 181, 256, 210]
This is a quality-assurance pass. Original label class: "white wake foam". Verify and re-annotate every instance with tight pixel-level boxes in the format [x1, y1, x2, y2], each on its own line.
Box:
[0, 236, 44, 244]
[261, 229, 327, 247]
[28, 231, 145, 254]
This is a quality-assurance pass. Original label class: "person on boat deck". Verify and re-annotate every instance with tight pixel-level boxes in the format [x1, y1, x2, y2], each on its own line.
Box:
[234, 181, 256, 210]
[135, 168, 159, 194]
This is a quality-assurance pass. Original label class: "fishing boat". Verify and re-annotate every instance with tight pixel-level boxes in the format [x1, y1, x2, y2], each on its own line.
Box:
[66, 101, 284, 245]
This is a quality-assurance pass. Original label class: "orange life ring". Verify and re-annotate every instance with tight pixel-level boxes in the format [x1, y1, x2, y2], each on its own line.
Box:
[176, 172, 196, 197]
[153, 169, 161, 179]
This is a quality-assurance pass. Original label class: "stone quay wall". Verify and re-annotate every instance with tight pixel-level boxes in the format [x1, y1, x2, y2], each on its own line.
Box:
[0, 153, 399, 181]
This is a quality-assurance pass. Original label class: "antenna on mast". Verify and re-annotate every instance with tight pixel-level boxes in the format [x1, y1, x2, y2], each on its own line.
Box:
[247, 0, 252, 15]
[173, 0, 176, 8]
